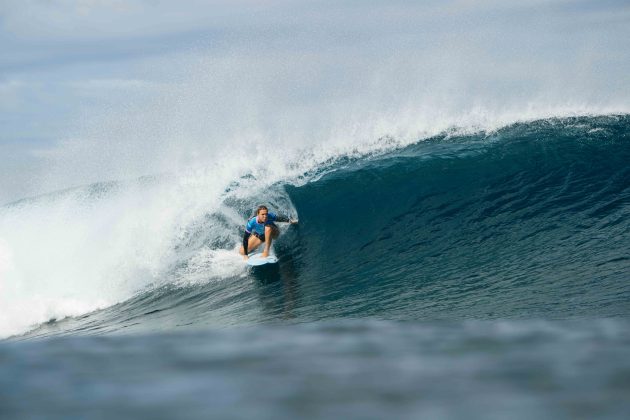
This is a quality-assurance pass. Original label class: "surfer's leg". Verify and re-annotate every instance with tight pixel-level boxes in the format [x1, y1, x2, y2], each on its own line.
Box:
[240, 235, 263, 256]
[262, 225, 276, 257]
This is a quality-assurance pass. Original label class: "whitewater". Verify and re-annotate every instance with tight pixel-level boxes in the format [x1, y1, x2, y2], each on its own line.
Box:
[1, 1, 630, 418]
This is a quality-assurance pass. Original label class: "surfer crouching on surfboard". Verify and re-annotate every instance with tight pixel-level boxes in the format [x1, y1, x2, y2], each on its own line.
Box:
[240, 205, 298, 260]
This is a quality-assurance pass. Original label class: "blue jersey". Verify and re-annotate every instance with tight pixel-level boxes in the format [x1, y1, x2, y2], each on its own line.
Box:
[245, 212, 279, 236]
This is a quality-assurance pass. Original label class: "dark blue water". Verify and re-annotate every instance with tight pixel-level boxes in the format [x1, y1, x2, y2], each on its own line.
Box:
[3, 115, 630, 418]
[3, 320, 630, 419]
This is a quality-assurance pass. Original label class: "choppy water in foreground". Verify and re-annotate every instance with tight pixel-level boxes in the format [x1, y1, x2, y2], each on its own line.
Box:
[3, 319, 630, 420]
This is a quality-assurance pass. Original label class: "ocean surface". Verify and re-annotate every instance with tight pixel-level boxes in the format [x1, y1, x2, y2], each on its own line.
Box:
[1, 114, 629, 418]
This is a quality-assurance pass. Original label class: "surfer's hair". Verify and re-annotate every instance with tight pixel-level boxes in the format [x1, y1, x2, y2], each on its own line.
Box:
[256, 205, 268, 215]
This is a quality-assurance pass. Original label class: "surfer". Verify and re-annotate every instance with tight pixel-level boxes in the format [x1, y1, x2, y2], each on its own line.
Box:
[240, 205, 297, 260]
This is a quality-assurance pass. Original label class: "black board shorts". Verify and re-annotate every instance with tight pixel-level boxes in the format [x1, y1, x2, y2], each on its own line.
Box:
[251, 222, 278, 243]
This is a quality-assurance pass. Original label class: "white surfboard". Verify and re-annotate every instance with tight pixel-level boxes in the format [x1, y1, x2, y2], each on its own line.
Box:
[246, 253, 278, 266]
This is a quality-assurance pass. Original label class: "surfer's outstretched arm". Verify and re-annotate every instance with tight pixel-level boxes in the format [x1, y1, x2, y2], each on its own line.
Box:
[272, 214, 298, 224]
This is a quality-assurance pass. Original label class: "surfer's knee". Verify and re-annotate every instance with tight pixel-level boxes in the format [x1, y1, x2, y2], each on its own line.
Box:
[246, 236, 262, 254]
[266, 225, 279, 239]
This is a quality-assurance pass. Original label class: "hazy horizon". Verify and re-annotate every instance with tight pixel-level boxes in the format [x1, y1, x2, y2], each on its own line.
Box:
[2, 0, 629, 204]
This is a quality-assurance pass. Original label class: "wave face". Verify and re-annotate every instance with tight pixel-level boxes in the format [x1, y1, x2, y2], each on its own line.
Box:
[4, 114, 626, 340]
[287, 115, 630, 320]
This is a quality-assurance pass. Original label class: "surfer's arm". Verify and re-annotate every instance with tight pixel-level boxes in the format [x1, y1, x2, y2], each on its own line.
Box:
[272, 213, 297, 223]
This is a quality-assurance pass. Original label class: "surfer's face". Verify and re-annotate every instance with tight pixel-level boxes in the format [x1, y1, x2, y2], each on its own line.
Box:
[258, 210, 268, 222]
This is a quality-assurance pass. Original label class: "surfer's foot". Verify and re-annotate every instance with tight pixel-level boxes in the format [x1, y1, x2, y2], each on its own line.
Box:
[262, 251, 269, 258]
[243, 255, 249, 261]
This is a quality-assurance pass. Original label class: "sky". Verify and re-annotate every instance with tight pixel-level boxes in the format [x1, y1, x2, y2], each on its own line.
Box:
[1, 0, 629, 204]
